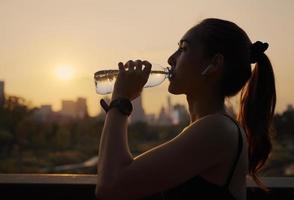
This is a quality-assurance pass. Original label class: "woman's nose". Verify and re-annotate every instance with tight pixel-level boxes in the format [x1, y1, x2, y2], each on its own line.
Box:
[168, 52, 177, 66]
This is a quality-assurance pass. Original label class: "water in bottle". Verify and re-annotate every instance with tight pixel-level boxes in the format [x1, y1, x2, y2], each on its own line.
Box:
[94, 67, 171, 95]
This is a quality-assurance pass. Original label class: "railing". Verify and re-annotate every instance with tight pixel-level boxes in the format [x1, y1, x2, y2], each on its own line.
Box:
[0, 174, 294, 199]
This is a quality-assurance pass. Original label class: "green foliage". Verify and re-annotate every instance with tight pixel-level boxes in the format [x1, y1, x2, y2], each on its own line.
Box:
[0, 96, 101, 173]
[0, 96, 294, 176]
[0, 129, 13, 144]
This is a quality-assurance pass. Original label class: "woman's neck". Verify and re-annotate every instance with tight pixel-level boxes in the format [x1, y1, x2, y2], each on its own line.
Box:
[186, 94, 226, 123]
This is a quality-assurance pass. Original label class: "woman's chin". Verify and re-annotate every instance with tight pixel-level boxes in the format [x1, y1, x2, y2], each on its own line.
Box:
[168, 84, 183, 95]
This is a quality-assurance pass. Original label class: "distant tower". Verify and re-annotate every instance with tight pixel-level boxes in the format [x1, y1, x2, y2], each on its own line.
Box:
[167, 96, 172, 115]
[130, 95, 146, 123]
[158, 106, 172, 125]
[76, 97, 88, 118]
[173, 104, 190, 125]
[0, 81, 4, 106]
[61, 100, 76, 118]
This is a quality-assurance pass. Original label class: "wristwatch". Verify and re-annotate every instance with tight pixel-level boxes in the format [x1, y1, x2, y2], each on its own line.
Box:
[100, 98, 133, 116]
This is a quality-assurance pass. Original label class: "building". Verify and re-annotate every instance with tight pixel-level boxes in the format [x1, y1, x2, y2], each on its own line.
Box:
[40, 105, 52, 114]
[33, 105, 53, 122]
[167, 96, 172, 115]
[61, 100, 76, 118]
[0, 81, 4, 106]
[146, 113, 156, 125]
[158, 106, 172, 125]
[173, 104, 190, 125]
[156, 96, 189, 125]
[156, 95, 176, 125]
[76, 98, 88, 119]
[60, 97, 89, 119]
[130, 95, 146, 123]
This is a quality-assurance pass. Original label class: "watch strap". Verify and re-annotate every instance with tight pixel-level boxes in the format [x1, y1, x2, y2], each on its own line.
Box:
[100, 98, 133, 116]
[100, 99, 110, 112]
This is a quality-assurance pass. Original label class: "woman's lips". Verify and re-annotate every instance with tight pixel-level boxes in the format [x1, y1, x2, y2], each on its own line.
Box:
[168, 67, 175, 81]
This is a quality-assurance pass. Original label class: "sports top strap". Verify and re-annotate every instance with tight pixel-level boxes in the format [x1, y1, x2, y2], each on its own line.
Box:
[222, 113, 243, 188]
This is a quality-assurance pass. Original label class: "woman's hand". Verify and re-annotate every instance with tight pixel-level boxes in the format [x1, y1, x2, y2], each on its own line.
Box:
[111, 60, 152, 101]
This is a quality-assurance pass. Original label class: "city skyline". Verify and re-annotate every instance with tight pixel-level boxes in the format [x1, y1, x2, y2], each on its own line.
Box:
[1, 77, 293, 119]
[1, 79, 189, 125]
[1, 0, 293, 116]
[1, 79, 189, 118]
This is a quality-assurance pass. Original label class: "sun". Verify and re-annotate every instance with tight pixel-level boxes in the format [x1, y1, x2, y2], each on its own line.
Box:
[55, 65, 75, 81]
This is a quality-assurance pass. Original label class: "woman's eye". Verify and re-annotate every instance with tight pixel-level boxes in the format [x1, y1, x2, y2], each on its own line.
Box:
[178, 47, 186, 52]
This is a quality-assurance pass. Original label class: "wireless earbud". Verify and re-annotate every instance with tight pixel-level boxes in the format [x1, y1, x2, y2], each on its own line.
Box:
[201, 64, 215, 76]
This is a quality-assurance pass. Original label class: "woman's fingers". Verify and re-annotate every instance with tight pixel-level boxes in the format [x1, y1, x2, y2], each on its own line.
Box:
[120, 59, 151, 76]
[134, 60, 143, 71]
[118, 62, 125, 72]
[142, 60, 152, 75]
[126, 60, 135, 72]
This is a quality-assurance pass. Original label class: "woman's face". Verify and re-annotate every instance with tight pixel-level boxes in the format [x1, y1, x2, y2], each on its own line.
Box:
[167, 28, 209, 96]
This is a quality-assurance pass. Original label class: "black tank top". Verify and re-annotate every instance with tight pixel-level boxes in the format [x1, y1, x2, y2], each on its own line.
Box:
[141, 113, 243, 200]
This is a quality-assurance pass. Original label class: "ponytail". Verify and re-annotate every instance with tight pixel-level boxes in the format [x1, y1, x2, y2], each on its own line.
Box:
[238, 52, 276, 191]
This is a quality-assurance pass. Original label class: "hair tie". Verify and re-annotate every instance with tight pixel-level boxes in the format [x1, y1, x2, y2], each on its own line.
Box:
[250, 41, 269, 64]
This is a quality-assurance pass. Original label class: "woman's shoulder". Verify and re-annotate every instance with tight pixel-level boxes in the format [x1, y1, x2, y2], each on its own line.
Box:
[187, 113, 239, 135]
[180, 113, 241, 150]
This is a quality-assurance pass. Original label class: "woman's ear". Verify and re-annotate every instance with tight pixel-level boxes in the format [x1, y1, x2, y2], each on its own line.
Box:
[201, 53, 224, 76]
[211, 53, 224, 70]
[201, 64, 215, 76]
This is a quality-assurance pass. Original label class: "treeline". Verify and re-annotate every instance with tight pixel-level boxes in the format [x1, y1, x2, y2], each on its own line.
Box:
[0, 96, 184, 173]
[0, 96, 293, 175]
[0, 97, 101, 172]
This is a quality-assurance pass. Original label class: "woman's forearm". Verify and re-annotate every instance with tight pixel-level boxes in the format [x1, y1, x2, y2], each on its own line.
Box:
[96, 60, 151, 195]
[97, 108, 134, 186]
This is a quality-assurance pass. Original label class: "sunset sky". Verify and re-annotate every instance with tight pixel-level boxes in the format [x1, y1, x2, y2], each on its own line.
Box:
[0, 0, 293, 116]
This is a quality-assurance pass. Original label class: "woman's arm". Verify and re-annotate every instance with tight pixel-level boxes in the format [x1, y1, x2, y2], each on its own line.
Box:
[96, 60, 152, 197]
[95, 60, 238, 200]
[96, 107, 133, 191]
[96, 113, 237, 200]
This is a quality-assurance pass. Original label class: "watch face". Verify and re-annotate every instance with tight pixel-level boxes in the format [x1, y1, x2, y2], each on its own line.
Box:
[119, 99, 133, 114]
[109, 98, 133, 115]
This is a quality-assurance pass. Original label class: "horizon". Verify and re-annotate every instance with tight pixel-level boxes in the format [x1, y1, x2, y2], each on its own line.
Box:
[2, 78, 293, 118]
[0, 79, 187, 118]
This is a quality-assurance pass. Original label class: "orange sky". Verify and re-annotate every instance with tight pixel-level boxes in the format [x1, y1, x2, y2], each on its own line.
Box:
[0, 0, 293, 116]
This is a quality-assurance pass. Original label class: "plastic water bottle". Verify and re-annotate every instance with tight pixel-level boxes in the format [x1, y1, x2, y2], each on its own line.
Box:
[94, 66, 171, 95]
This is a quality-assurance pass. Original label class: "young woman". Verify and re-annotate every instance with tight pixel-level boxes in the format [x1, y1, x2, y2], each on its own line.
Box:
[95, 18, 276, 200]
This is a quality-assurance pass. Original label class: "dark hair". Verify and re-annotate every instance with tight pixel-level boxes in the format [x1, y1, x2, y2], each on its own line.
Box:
[192, 18, 276, 191]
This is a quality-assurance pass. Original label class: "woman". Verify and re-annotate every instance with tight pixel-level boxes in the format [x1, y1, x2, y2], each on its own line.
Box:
[95, 18, 276, 200]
